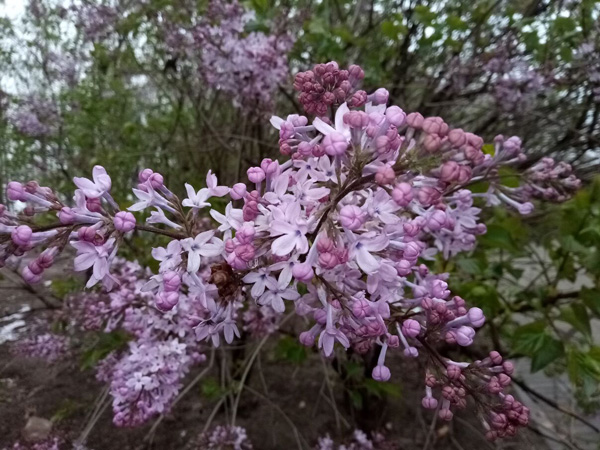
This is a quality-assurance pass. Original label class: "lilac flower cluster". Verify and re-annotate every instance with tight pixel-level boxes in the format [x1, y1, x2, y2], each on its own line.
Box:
[161, 0, 293, 111]
[315, 429, 395, 450]
[198, 425, 253, 449]
[0, 62, 580, 438]
[65, 259, 208, 427]
[72, 3, 119, 42]
[107, 336, 196, 427]
[575, 40, 600, 103]
[8, 96, 60, 138]
[485, 51, 549, 113]
[11, 333, 70, 363]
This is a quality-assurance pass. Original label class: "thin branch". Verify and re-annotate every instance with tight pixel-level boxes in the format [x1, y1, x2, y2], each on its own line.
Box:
[513, 378, 600, 433]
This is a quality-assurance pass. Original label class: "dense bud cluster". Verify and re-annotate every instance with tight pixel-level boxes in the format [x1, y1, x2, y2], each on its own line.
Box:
[0, 62, 580, 436]
[294, 62, 368, 115]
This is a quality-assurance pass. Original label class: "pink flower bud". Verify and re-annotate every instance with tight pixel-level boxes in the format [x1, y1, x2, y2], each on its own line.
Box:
[374, 135, 391, 155]
[403, 241, 421, 261]
[375, 166, 395, 186]
[352, 298, 370, 319]
[227, 254, 247, 270]
[86, 197, 102, 213]
[339, 205, 365, 231]
[349, 90, 367, 107]
[391, 182, 413, 207]
[12, 225, 32, 247]
[156, 291, 179, 311]
[230, 183, 247, 200]
[163, 271, 181, 292]
[318, 252, 340, 269]
[406, 112, 424, 128]
[247, 167, 266, 184]
[395, 259, 412, 276]
[438, 408, 454, 421]
[416, 186, 441, 207]
[448, 128, 466, 147]
[518, 202, 534, 215]
[455, 326, 475, 346]
[313, 308, 327, 324]
[7, 181, 25, 201]
[502, 361, 514, 375]
[149, 173, 164, 189]
[225, 239, 235, 253]
[138, 168, 154, 183]
[372, 364, 391, 381]
[468, 307, 485, 327]
[401, 319, 421, 338]
[38, 248, 58, 268]
[78, 226, 96, 242]
[498, 373, 511, 386]
[422, 117, 448, 136]
[22, 266, 42, 284]
[113, 211, 136, 232]
[427, 209, 447, 231]
[299, 331, 315, 347]
[384, 106, 405, 127]
[465, 132, 484, 149]
[322, 132, 348, 156]
[348, 64, 364, 82]
[261, 158, 279, 175]
[236, 224, 255, 244]
[317, 236, 334, 253]
[297, 141, 313, 157]
[27, 260, 44, 275]
[387, 335, 400, 348]
[404, 347, 419, 357]
[440, 161, 460, 182]
[292, 262, 314, 282]
[423, 134, 441, 153]
[490, 412, 507, 430]
[371, 88, 389, 105]
[235, 244, 255, 262]
[489, 351, 503, 365]
[422, 396, 438, 409]
[446, 365, 462, 380]
[343, 111, 369, 128]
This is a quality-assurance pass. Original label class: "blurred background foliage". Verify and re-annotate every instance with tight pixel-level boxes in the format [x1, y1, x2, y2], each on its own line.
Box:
[0, 0, 599, 409]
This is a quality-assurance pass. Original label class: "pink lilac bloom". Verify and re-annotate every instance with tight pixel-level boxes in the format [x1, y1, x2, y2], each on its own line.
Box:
[2, 437, 62, 450]
[1, 62, 581, 439]
[315, 429, 395, 450]
[11, 333, 70, 363]
[198, 425, 253, 449]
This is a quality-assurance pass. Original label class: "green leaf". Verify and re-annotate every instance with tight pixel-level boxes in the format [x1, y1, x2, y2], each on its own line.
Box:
[414, 5, 436, 23]
[512, 322, 565, 371]
[363, 378, 402, 398]
[381, 21, 406, 40]
[554, 16, 576, 33]
[561, 304, 592, 339]
[80, 331, 129, 370]
[456, 258, 482, 275]
[447, 15, 468, 31]
[201, 377, 225, 399]
[531, 338, 565, 372]
[275, 335, 307, 365]
[480, 224, 517, 252]
[581, 288, 600, 317]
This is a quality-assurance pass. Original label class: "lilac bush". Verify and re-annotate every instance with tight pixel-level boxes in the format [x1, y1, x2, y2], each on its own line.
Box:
[0, 62, 581, 440]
